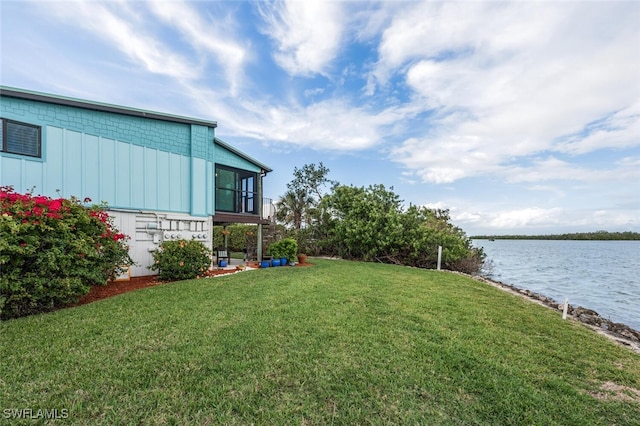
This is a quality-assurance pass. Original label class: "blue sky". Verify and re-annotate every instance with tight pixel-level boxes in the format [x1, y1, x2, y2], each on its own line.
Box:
[1, 0, 639, 235]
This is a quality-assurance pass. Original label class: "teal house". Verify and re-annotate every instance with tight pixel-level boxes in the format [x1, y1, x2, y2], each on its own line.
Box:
[0, 86, 272, 277]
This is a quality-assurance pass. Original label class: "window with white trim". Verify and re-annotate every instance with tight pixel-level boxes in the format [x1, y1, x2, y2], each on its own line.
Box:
[1, 118, 42, 158]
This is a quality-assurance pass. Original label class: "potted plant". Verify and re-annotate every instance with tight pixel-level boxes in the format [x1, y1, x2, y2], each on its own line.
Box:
[297, 253, 307, 264]
[267, 238, 298, 267]
[266, 242, 283, 267]
[281, 238, 297, 266]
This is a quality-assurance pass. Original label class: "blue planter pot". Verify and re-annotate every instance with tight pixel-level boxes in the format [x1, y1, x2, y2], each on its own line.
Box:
[218, 260, 228, 267]
[260, 260, 270, 268]
[271, 259, 281, 267]
[280, 257, 288, 266]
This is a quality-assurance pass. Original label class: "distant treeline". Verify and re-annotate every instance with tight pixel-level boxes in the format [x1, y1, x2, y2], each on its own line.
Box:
[471, 231, 640, 241]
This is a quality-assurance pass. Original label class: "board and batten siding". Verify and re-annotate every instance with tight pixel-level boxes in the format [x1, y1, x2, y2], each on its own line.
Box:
[1, 96, 195, 156]
[1, 96, 217, 217]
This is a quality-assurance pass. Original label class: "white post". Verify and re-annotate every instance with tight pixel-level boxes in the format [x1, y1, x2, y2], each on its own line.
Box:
[562, 298, 569, 320]
[437, 246, 442, 270]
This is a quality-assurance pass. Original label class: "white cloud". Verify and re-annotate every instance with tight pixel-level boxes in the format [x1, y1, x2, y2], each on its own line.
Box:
[417, 202, 566, 234]
[616, 157, 640, 168]
[503, 157, 595, 183]
[27, 0, 251, 100]
[555, 101, 640, 155]
[213, 96, 399, 151]
[488, 207, 563, 229]
[304, 87, 325, 97]
[422, 187, 640, 235]
[257, 0, 345, 76]
[172, 79, 396, 152]
[381, 1, 640, 184]
[147, 1, 248, 94]
[465, 206, 638, 234]
[391, 134, 498, 184]
[503, 156, 640, 184]
[421, 201, 564, 231]
[44, 0, 199, 80]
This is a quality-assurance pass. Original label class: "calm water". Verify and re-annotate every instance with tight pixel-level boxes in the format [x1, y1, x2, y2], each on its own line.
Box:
[473, 239, 640, 331]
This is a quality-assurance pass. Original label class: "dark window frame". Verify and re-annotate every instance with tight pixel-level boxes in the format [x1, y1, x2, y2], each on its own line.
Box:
[215, 164, 259, 214]
[1, 118, 42, 158]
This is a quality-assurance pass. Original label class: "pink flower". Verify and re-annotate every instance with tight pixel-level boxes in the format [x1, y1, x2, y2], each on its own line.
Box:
[33, 196, 49, 205]
[48, 199, 62, 212]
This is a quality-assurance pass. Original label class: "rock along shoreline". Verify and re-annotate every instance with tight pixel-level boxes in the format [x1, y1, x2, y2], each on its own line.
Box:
[451, 271, 640, 355]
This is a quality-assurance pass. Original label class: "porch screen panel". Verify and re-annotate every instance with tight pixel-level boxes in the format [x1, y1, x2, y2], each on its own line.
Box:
[241, 174, 255, 214]
[215, 168, 236, 212]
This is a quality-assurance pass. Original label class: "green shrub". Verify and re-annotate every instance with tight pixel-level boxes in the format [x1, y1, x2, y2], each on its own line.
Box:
[266, 243, 281, 259]
[267, 238, 298, 262]
[319, 184, 485, 273]
[212, 225, 256, 251]
[0, 186, 133, 320]
[150, 240, 212, 281]
[212, 224, 288, 252]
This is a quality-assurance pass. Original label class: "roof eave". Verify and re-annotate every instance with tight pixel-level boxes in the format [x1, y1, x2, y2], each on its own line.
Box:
[214, 137, 273, 173]
[0, 86, 217, 128]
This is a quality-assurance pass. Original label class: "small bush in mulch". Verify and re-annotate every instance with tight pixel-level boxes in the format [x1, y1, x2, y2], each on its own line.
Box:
[150, 239, 212, 281]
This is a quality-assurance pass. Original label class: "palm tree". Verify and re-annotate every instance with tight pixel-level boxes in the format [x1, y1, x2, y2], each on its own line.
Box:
[276, 163, 333, 230]
[275, 189, 314, 230]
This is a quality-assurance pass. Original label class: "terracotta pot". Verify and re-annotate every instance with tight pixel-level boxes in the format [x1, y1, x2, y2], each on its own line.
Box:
[297, 254, 307, 264]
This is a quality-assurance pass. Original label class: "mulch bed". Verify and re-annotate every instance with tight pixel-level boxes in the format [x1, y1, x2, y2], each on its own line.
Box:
[75, 262, 314, 306]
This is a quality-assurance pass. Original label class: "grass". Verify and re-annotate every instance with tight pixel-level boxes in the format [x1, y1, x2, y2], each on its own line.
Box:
[1, 259, 639, 424]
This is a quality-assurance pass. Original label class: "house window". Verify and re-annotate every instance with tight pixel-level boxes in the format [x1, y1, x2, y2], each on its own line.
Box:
[215, 165, 258, 214]
[1, 119, 42, 158]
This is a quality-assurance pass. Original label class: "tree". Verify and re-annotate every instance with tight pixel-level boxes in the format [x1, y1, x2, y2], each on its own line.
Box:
[274, 189, 312, 230]
[319, 184, 484, 273]
[276, 162, 333, 230]
[320, 184, 403, 260]
[274, 165, 484, 273]
[289, 162, 333, 201]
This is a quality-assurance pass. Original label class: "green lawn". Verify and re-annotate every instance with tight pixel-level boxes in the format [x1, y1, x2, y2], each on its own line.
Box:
[1, 259, 639, 424]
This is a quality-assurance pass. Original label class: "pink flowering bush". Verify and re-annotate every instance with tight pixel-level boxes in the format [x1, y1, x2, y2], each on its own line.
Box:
[0, 186, 133, 319]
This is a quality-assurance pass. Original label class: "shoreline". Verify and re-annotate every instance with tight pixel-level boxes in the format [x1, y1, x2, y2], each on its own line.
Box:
[452, 271, 640, 355]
